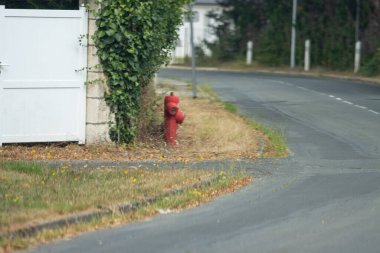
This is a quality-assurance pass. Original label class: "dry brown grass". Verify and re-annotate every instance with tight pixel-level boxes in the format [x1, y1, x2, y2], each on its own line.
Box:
[0, 162, 251, 252]
[176, 97, 263, 159]
[0, 162, 215, 233]
[0, 92, 267, 161]
[0, 85, 263, 251]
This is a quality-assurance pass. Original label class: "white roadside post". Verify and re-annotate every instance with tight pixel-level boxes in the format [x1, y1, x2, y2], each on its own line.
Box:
[304, 39, 311, 71]
[246, 41, 253, 65]
[354, 41, 361, 73]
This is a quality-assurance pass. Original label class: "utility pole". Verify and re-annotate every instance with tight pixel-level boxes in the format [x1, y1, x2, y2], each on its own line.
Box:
[189, 3, 197, 98]
[290, 0, 297, 68]
[355, 0, 360, 43]
[354, 0, 361, 73]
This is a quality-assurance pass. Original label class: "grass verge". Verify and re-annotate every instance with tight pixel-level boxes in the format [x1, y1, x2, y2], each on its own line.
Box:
[0, 162, 251, 252]
[200, 85, 288, 158]
[0, 84, 285, 161]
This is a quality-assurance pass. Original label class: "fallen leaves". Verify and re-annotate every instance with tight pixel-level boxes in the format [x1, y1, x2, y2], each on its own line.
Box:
[0, 96, 266, 162]
[0, 142, 258, 162]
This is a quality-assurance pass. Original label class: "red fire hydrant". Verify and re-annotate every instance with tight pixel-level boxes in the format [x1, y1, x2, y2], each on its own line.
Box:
[164, 92, 185, 146]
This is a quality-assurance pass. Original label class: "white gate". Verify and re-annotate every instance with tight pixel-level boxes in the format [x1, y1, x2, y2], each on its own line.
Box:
[0, 6, 88, 146]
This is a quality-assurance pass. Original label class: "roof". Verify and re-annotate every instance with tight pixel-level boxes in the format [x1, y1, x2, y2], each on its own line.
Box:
[195, 0, 219, 5]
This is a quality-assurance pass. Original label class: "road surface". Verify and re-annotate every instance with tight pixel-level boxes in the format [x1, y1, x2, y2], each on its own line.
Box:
[27, 69, 380, 253]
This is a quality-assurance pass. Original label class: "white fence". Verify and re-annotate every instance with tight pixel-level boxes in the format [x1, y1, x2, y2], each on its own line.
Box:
[0, 6, 88, 146]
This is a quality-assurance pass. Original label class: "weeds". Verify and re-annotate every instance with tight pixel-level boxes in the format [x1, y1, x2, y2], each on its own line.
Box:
[0, 162, 214, 231]
[247, 121, 287, 157]
[0, 163, 251, 252]
[0, 161, 45, 175]
[223, 102, 238, 113]
[199, 84, 288, 157]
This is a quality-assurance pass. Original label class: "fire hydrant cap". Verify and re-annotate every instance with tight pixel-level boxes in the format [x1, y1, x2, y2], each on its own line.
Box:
[166, 102, 178, 116]
[175, 110, 185, 124]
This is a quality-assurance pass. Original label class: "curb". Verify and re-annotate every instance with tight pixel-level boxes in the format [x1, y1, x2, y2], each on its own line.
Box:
[165, 65, 380, 86]
[0, 175, 218, 240]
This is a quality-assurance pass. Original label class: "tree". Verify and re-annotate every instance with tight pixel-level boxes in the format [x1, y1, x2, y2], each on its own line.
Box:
[208, 0, 378, 71]
[206, 0, 266, 61]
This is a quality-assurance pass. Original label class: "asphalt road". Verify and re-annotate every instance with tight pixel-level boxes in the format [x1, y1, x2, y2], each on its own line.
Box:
[27, 69, 380, 253]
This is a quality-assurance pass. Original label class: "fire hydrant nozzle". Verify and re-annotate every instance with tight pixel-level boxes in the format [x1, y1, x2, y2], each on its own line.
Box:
[164, 92, 185, 146]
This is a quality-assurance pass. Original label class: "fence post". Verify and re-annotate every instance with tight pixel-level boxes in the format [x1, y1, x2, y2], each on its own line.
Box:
[354, 41, 361, 73]
[304, 39, 310, 71]
[0, 5, 4, 146]
[246, 41, 253, 65]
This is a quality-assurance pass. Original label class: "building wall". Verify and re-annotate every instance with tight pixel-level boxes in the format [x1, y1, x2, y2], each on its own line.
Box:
[173, 4, 222, 60]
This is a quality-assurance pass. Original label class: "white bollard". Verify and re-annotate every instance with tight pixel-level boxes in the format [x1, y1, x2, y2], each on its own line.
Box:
[354, 41, 361, 73]
[246, 41, 253, 65]
[304, 39, 311, 71]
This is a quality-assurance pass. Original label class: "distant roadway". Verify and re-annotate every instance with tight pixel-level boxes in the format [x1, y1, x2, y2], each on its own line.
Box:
[28, 68, 380, 253]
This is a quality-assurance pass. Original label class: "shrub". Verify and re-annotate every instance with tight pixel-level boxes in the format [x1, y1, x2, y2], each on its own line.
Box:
[361, 48, 380, 76]
[93, 0, 190, 143]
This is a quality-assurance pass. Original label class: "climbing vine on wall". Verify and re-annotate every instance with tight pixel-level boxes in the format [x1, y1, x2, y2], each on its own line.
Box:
[93, 0, 189, 143]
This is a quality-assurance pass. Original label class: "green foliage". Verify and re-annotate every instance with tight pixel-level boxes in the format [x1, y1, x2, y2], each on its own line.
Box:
[205, 0, 264, 61]
[93, 0, 189, 143]
[296, 0, 358, 70]
[208, 0, 379, 71]
[255, 1, 292, 66]
[361, 48, 380, 76]
[223, 102, 237, 114]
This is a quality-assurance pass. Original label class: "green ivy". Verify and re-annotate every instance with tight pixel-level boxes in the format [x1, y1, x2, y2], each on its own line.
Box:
[93, 0, 189, 143]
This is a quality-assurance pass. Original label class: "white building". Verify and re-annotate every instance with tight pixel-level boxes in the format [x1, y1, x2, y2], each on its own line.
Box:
[172, 0, 222, 61]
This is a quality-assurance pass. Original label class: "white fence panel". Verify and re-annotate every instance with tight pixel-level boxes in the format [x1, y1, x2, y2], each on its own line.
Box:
[0, 6, 88, 146]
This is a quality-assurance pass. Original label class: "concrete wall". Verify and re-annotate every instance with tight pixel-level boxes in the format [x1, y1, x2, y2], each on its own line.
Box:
[85, 0, 112, 144]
